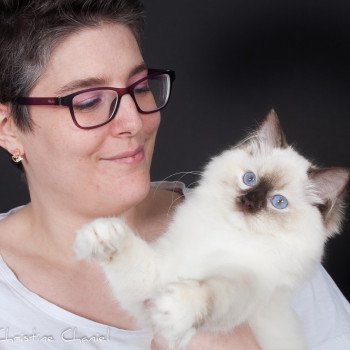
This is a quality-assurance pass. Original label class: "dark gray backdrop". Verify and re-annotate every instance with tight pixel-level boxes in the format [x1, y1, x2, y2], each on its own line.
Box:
[0, 0, 349, 300]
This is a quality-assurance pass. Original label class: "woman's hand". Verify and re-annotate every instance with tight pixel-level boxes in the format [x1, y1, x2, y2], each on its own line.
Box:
[151, 325, 261, 350]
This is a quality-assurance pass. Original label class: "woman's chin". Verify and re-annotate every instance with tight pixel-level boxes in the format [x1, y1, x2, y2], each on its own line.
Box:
[98, 173, 151, 216]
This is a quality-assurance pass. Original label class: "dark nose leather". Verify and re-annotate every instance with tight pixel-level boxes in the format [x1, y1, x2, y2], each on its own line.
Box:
[238, 191, 265, 213]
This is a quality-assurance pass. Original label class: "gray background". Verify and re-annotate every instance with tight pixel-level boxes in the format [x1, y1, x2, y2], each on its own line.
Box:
[0, 0, 349, 299]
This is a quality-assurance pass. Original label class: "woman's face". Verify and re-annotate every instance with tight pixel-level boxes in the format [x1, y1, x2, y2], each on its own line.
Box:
[18, 23, 161, 218]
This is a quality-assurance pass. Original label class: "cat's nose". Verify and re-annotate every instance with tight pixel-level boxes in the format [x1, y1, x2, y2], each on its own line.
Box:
[238, 192, 265, 213]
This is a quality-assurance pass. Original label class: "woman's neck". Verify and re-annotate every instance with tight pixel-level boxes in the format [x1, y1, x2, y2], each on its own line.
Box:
[0, 186, 181, 265]
[8, 199, 140, 266]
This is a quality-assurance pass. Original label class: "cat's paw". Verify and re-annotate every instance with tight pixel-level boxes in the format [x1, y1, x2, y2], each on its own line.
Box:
[73, 217, 128, 262]
[149, 280, 210, 347]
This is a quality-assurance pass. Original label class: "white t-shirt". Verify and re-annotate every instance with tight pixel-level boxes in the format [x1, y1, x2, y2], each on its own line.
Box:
[0, 182, 349, 349]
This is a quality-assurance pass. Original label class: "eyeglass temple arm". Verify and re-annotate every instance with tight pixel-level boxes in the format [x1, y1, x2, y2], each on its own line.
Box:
[15, 97, 62, 106]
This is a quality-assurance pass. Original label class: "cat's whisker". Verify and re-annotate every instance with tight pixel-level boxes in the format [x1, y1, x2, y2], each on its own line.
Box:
[167, 173, 203, 206]
[176, 171, 202, 186]
[185, 180, 201, 189]
[159, 171, 202, 183]
[153, 171, 202, 199]
[234, 132, 257, 149]
[167, 193, 186, 216]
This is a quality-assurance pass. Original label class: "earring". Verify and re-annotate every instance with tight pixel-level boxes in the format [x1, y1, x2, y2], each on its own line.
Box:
[11, 149, 24, 163]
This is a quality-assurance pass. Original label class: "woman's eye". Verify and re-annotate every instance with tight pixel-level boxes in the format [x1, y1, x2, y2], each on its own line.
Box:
[243, 171, 257, 186]
[74, 97, 101, 111]
[134, 81, 150, 94]
[271, 194, 288, 209]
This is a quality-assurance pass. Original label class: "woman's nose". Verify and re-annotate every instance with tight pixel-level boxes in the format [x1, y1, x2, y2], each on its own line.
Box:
[109, 93, 143, 136]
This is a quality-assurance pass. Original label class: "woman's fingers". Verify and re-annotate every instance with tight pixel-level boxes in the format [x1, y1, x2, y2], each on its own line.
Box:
[151, 325, 261, 350]
[151, 335, 171, 350]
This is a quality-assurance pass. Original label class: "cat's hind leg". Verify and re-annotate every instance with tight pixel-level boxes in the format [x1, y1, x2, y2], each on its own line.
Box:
[149, 279, 211, 348]
[149, 274, 259, 347]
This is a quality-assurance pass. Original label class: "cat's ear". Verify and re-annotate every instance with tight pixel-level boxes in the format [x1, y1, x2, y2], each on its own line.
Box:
[308, 167, 350, 236]
[255, 109, 288, 149]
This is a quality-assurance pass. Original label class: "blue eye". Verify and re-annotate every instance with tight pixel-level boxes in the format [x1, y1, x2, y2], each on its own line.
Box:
[271, 195, 288, 209]
[243, 171, 257, 186]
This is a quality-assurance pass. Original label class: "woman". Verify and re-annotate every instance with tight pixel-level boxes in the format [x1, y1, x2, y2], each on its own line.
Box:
[0, 1, 348, 349]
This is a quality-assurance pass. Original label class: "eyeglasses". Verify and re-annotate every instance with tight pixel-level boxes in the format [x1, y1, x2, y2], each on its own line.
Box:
[15, 69, 175, 130]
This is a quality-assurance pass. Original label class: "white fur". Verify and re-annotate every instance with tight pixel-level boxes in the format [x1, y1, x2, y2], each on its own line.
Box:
[74, 140, 332, 350]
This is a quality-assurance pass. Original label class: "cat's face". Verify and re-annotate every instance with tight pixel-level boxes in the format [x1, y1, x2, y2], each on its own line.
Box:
[200, 111, 349, 237]
[203, 140, 317, 237]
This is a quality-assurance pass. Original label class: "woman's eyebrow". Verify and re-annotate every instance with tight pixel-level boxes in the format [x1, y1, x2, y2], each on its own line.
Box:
[128, 62, 148, 79]
[55, 63, 148, 96]
[55, 77, 107, 96]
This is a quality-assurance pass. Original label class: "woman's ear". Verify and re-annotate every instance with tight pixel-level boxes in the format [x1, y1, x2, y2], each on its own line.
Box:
[0, 104, 24, 155]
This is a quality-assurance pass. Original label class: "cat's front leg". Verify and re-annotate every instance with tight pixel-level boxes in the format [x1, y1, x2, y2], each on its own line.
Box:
[74, 217, 129, 262]
[73, 217, 160, 322]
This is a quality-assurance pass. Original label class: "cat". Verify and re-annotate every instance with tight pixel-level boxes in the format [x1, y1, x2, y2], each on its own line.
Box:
[73, 110, 349, 350]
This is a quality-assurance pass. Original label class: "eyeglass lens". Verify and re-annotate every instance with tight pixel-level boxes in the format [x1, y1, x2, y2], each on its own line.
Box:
[71, 73, 171, 128]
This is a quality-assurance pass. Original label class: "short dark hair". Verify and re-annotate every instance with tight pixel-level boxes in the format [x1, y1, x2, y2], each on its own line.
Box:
[0, 0, 145, 131]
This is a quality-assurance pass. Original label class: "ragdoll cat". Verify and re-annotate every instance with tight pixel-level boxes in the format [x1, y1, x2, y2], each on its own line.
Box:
[74, 111, 349, 350]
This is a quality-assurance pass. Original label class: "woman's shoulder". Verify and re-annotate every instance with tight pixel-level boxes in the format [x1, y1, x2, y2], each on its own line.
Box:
[0, 203, 26, 221]
[0, 206, 21, 241]
[0, 205, 30, 260]
[293, 264, 350, 349]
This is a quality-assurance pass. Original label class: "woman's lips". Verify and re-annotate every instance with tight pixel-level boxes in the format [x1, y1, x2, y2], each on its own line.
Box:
[101, 146, 145, 164]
